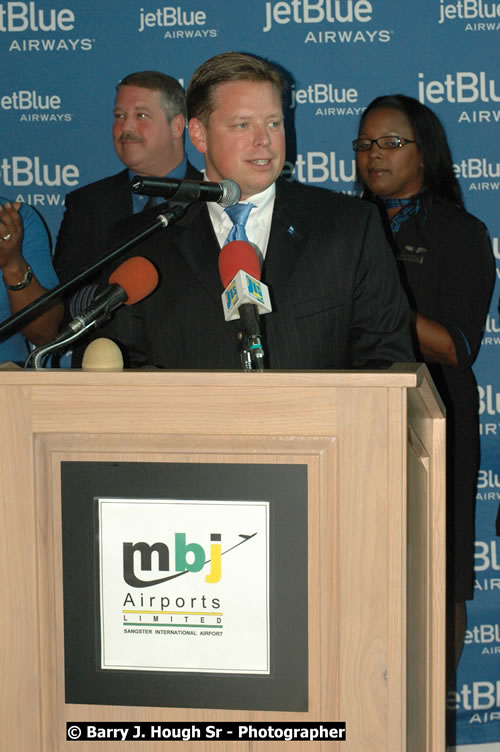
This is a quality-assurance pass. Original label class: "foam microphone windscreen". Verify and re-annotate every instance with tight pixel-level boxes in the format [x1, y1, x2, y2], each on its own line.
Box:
[218, 240, 262, 288]
[108, 256, 159, 304]
[82, 337, 124, 371]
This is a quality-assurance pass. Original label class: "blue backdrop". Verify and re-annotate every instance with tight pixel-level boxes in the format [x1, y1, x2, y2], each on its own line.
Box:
[1, 1, 499, 747]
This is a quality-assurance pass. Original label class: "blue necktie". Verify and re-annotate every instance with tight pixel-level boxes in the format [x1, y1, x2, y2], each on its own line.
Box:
[224, 202, 255, 244]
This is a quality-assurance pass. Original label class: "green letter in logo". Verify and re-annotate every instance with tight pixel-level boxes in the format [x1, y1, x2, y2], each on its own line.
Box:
[175, 533, 205, 572]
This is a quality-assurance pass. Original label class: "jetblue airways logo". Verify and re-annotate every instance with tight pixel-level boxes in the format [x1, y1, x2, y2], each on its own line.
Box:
[1, 2, 94, 52]
[438, 0, 500, 24]
[286, 151, 355, 184]
[0, 156, 79, 186]
[418, 71, 500, 104]
[0, 2, 75, 31]
[137, 6, 217, 39]
[1, 89, 72, 122]
[479, 385, 500, 416]
[290, 82, 359, 109]
[262, 0, 392, 44]
[138, 6, 206, 31]
[263, 0, 373, 31]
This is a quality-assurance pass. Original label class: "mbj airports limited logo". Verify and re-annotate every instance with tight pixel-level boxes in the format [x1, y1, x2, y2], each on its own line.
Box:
[262, 0, 392, 44]
[98, 498, 270, 674]
[119, 528, 259, 634]
[438, 0, 500, 30]
[123, 532, 233, 588]
[122, 533, 229, 625]
[0, 1, 93, 52]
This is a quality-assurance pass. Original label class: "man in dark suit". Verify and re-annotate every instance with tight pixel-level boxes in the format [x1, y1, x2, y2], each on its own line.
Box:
[89, 52, 413, 370]
[53, 70, 201, 288]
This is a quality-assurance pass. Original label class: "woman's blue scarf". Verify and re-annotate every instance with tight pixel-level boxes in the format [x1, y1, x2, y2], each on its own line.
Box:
[377, 194, 426, 234]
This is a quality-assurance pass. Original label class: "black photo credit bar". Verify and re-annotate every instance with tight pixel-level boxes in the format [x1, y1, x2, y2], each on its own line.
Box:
[66, 722, 347, 742]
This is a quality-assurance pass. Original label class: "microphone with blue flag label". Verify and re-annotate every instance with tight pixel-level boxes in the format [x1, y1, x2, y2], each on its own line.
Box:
[218, 240, 272, 371]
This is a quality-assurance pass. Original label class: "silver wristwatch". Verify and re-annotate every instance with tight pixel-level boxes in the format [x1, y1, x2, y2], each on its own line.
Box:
[5, 264, 33, 291]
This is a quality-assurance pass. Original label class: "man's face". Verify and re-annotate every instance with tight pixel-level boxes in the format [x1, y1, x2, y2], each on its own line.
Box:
[113, 85, 184, 176]
[189, 80, 285, 200]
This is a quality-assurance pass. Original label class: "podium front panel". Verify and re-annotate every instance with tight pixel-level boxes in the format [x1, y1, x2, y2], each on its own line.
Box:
[0, 368, 445, 751]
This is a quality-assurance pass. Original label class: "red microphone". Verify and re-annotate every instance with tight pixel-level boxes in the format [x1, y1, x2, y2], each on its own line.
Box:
[108, 256, 159, 304]
[218, 241, 272, 371]
[59, 256, 158, 341]
[29, 256, 160, 369]
[70, 255, 159, 317]
[218, 240, 262, 288]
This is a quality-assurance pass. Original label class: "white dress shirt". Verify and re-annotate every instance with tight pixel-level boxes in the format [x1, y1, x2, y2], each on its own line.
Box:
[206, 181, 276, 262]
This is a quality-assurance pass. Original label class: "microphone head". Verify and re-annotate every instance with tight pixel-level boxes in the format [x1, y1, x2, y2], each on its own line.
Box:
[108, 256, 159, 305]
[219, 179, 241, 208]
[218, 240, 262, 288]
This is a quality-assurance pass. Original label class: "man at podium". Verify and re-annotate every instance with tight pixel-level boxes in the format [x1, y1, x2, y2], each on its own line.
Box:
[81, 52, 414, 371]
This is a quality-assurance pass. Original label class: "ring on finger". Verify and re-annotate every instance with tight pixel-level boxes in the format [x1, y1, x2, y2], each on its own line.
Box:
[2, 233, 12, 241]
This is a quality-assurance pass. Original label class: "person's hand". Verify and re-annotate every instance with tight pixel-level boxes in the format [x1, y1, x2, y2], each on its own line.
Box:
[0, 200, 24, 275]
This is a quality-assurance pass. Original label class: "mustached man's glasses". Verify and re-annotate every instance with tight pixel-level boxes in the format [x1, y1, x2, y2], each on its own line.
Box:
[352, 136, 417, 152]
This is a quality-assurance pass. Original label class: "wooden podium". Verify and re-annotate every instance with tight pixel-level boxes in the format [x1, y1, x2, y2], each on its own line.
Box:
[0, 365, 445, 751]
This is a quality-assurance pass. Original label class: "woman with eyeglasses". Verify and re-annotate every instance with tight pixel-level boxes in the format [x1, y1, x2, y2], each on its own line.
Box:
[354, 94, 495, 683]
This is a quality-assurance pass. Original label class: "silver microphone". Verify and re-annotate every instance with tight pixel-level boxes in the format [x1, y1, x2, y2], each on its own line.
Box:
[131, 176, 241, 208]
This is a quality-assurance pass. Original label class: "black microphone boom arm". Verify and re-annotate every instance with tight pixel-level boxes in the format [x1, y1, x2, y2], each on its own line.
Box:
[0, 203, 185, 342]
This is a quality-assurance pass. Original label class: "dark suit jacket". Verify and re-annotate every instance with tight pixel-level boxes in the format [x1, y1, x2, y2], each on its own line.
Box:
[92, 178, 413, 370]
[53, 161, 202, 285]
[53, 161, 201, 365]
